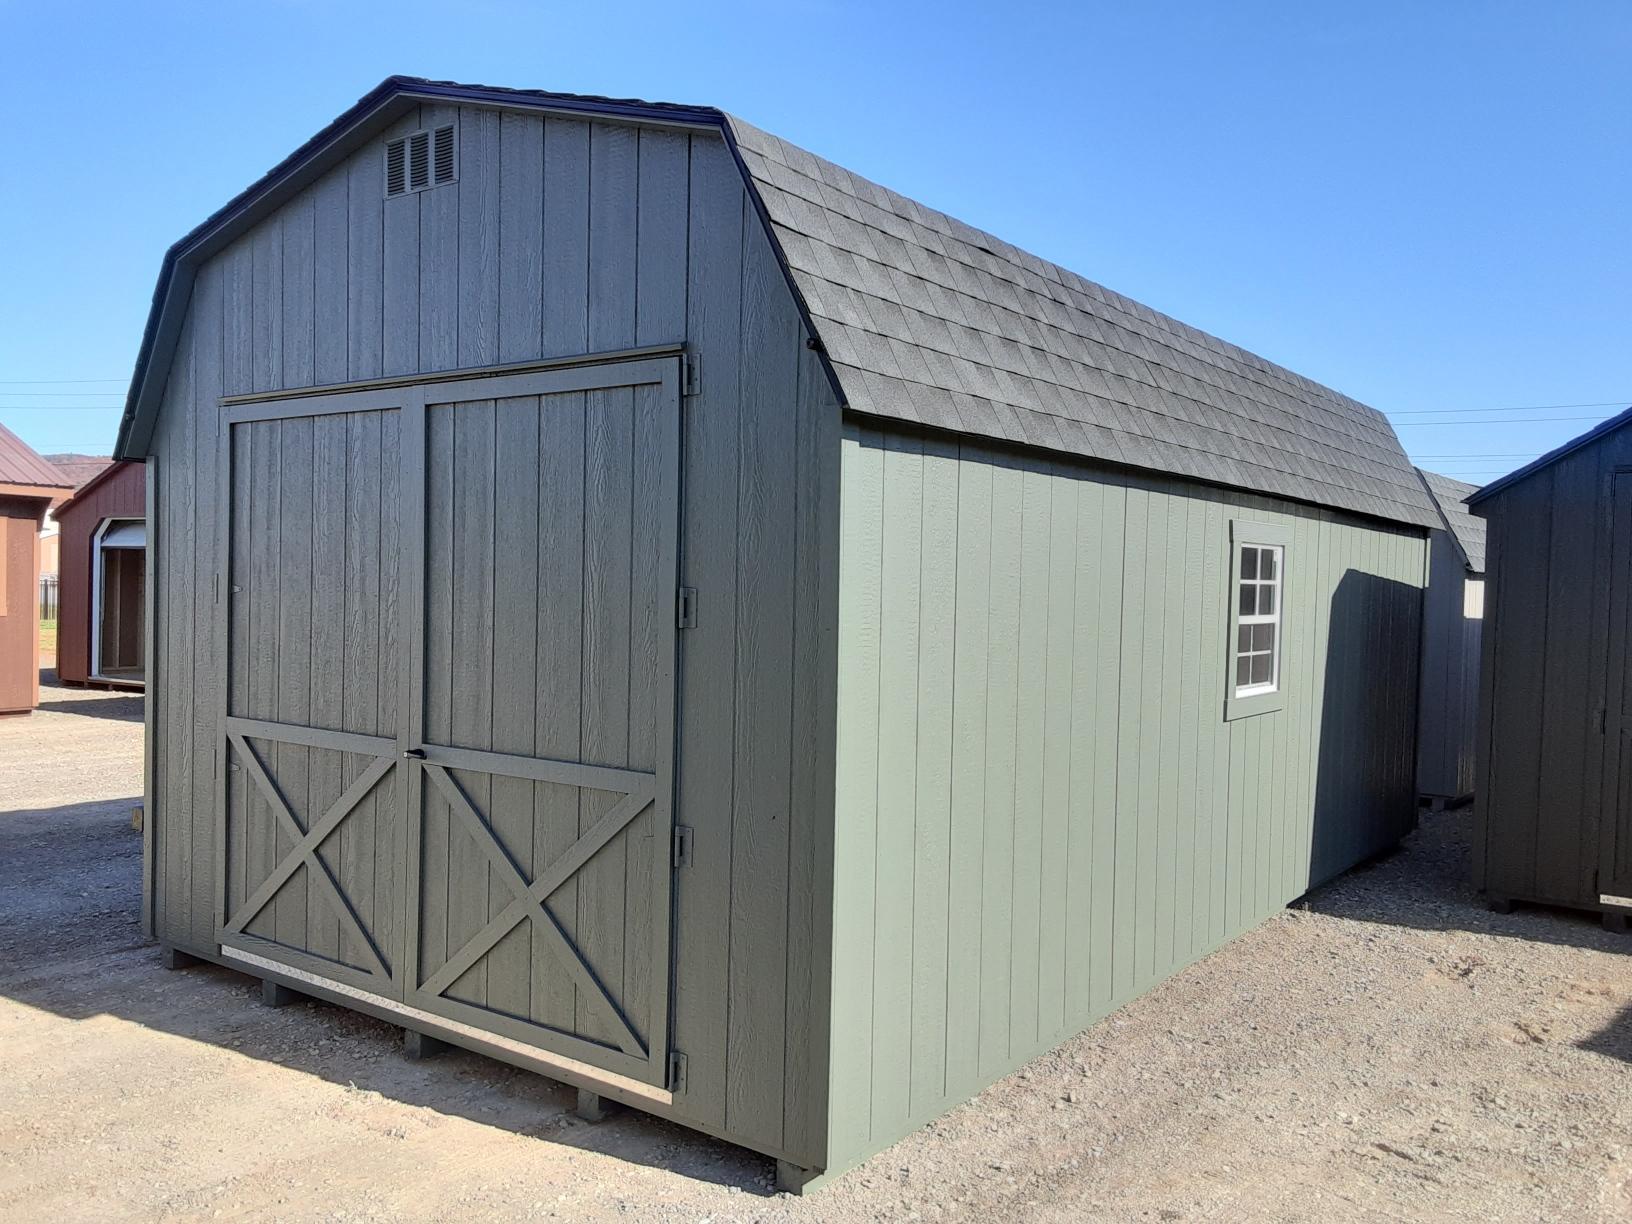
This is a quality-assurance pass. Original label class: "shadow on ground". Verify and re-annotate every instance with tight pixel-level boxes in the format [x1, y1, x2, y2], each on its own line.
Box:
[31, 668, 144, 721]
[0, 751, 772, 1197]
[1299, 803, 1632, 958]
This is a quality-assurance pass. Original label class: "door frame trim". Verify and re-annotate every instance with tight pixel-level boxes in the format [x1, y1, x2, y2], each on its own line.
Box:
[218, 344, 683, 408]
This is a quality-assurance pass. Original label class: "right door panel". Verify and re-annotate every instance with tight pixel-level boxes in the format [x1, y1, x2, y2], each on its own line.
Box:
[403, 359, 681, 1089]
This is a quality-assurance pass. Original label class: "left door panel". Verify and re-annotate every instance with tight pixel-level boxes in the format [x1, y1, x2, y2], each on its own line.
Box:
[219, 406, 405, 997]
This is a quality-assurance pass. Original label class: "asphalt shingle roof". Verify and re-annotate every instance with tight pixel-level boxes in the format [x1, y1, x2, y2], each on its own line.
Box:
[1416, 469, 1486, 572]
[728, 117, 1439, 530]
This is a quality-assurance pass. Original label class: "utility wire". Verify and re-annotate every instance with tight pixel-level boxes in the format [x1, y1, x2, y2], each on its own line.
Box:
[1394, 413, 1616, 426]
[0, 377, 125, 385]
[1390, 408, 1632, 421]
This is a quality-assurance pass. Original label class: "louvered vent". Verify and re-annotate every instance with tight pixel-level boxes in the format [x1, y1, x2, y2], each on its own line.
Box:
[384, 125, 457, 198]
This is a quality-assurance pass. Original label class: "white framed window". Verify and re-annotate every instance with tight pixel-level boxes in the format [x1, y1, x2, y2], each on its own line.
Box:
[1234, 542, 1282, 696]
[1225, 520, 1290, 720]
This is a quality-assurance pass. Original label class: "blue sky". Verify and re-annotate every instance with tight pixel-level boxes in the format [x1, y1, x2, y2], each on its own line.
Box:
[2, 1, 1627, 487]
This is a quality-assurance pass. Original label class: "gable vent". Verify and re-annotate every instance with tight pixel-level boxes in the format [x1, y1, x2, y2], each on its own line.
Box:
[385, 125, 457, 198]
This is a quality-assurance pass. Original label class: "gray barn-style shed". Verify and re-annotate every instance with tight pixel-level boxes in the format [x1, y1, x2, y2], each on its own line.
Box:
[1414, 468, 1485, 803]
[117, 77, 1439, 1189]
[1468, 407, 1632, 930]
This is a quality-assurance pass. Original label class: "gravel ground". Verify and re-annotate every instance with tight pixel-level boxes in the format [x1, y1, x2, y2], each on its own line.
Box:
[2, 673, 1631, 1221]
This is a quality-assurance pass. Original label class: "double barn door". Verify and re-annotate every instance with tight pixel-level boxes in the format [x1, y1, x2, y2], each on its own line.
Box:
[214, 357, 681, 1089]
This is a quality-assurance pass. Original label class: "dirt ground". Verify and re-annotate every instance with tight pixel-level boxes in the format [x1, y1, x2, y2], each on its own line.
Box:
[2, 675, 1631, 1222]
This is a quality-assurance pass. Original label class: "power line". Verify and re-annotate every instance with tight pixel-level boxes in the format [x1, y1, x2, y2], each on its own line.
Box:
[0, 391, 126, 398]
[1390, 408, 1632, 421]
[1395, 413, 1616, 426]
[0, 377, 125, 385]
[0, 405, 124, 411]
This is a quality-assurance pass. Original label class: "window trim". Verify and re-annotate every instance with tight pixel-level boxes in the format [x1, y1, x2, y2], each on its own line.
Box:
[1225, 519, 1291, 721]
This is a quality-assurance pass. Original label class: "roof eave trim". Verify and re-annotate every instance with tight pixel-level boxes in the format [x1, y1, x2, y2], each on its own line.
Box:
[1466, 404, 1632, 507]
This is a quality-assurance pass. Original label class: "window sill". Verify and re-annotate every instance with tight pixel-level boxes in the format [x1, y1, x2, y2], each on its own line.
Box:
[1225, 688, 1285, 721]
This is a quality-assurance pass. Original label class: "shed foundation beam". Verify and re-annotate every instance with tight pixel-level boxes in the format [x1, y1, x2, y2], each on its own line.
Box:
[572, 1088, 616, 1122]
[403, 1029, 452, 1060]
[261, 979, 299, 1008]
[160, 945, 201, 971]
[775, 1160, 829, 1195]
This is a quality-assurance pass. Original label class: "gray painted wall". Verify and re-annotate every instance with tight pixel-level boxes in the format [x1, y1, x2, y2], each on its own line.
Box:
[144, 105, 841, 1167]
[1416, 531, 1482, 800]
[829, 423, 1424, 1173]
[1474, 423, 1632, 912]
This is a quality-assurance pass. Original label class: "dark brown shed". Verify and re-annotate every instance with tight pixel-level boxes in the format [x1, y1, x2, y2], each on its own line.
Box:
[53, 459, 147, 687]
[1468, 406, 1632, 929]
[0, 422, 73, 713]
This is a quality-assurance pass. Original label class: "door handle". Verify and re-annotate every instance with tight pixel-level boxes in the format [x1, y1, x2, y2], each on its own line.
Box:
[402, 747, 426, 760]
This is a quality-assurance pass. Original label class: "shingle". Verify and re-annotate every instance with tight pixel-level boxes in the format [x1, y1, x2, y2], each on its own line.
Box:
[1417, 468, 1488, 572]
[728, 115, 1438, 529]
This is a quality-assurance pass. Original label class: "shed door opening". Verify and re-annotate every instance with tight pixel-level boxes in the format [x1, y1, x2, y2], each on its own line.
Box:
[92, 518, 145, 682]
[1602, 472, 1632, 903]
[217, 357, 682, 1091]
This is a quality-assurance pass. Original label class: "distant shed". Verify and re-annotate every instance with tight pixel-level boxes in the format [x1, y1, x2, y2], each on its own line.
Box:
[0, 423, 72, 713]
[114, 76, 1439, 1189]
[54, 459, 147, 688]
[1468, 406, 1632, 929]
[1414, 468, 1485, 803]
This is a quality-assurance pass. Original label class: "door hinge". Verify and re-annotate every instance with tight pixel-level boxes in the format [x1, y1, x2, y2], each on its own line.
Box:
[671, 825, 693, 869]
[683, 354, 701, 397]
[676, 586, 698, 630]
[667, 1050, 688, 1094]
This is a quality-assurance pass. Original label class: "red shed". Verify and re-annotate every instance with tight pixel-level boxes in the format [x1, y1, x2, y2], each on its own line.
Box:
[0, 423, 72, 712]
[54, 459, 147, 688]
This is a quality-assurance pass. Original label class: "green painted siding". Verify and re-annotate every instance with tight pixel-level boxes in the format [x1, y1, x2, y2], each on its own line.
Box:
[829, 423, 1425, 1172]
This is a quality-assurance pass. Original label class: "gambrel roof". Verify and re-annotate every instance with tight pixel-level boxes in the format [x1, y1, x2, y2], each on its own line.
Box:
[1416, 468, 1486, 573]
[116, 77, 1437, 529]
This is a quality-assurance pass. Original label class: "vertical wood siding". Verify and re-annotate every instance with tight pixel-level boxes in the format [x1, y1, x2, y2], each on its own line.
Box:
[144, 111, 840, 1167]
[1415, 530, 1481, 799]
[53, 462, 147, 685]
[1475, 424, 1632, 907]
[830, 423, 1424, 1171]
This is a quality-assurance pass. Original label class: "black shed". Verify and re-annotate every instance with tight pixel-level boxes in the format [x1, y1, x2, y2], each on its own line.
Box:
[1468, 406, 1632, 928]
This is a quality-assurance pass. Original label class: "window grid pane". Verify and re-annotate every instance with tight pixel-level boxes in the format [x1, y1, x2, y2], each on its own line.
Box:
[1233, 541, 1283, 697]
